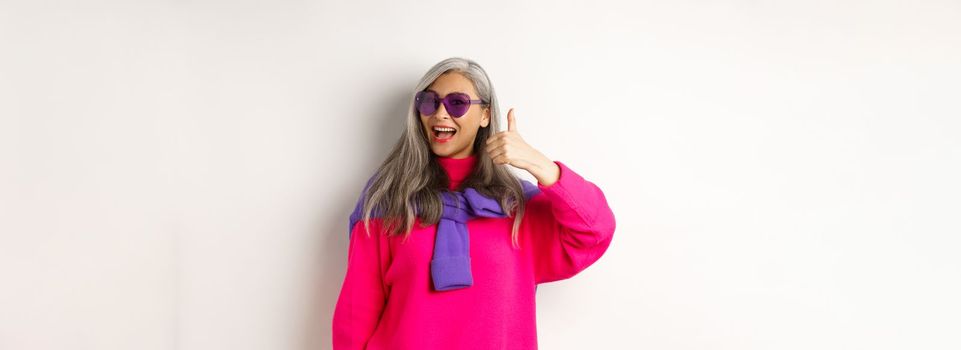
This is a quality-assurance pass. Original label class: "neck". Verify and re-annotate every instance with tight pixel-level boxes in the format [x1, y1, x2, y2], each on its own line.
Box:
[437, 153, 477, 190]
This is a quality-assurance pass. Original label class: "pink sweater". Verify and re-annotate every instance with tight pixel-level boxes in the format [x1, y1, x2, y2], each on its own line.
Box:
[332, 155, 616, 349]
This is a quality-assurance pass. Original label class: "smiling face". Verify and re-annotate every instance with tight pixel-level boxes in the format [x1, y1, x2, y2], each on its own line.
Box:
[419, 71, 491, 159]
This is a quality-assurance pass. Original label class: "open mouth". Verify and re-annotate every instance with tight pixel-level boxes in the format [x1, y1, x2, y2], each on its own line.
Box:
[432, 126, 457, 140]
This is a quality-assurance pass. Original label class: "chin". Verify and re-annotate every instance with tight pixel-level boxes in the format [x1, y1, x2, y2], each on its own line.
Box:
[431, 149, 453, 157]
[431, 146, 460, 157]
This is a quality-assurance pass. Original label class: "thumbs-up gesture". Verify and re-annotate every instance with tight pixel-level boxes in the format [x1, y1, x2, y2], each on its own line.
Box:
[485, 108, 560, 186]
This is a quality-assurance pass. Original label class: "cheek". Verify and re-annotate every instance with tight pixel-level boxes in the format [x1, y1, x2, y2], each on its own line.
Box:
[459, 127, 480, 141]
[463, 110, 483, 127]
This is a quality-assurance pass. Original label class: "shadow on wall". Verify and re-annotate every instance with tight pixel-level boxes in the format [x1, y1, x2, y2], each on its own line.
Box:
[298, 73, 419, 350]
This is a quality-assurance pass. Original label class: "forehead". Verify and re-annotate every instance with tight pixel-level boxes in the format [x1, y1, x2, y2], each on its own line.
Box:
[426, 72, 478, 97]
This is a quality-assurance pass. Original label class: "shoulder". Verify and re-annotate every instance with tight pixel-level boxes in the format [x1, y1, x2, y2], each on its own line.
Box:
[348, 216, 391, 241]
[347, 172, 386, 238]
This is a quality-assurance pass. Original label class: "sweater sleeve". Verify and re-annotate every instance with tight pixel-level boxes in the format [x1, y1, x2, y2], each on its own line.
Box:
[332, 220, 390, 349]
[525, 160, 617, 284]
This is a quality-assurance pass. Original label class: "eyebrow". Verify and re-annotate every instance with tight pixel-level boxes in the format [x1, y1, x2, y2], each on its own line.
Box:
[425, 89, 470, 97]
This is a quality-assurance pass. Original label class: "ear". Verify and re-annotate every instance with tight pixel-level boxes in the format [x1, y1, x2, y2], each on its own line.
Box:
[481, 107, 491, 128]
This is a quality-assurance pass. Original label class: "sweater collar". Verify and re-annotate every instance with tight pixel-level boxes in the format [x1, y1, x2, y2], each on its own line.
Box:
[437, 153, 477, 190]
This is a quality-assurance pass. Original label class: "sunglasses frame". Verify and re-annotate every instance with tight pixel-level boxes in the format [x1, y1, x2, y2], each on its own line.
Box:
[415, 90, 488, 118]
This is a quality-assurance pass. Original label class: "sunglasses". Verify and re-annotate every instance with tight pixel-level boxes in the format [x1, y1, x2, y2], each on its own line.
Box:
[415, 90, 488, 118]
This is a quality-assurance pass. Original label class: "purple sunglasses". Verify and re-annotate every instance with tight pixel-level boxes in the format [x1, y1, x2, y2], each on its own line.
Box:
[415, 90, 488, 118]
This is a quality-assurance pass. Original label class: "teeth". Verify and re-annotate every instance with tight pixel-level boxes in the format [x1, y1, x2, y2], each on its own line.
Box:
[433, 127, 455, 132]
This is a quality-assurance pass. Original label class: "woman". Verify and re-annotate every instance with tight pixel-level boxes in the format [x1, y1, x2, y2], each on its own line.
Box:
[332, 57, 616, 349]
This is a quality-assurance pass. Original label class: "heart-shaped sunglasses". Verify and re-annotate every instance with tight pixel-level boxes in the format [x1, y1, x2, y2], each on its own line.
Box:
[415, 90, 488, 118]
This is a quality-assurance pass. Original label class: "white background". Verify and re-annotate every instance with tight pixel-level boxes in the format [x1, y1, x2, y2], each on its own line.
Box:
[2, 1, 959, 349]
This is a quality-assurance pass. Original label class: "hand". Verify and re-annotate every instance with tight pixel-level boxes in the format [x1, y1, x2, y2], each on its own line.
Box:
[485, 108, 560, 186]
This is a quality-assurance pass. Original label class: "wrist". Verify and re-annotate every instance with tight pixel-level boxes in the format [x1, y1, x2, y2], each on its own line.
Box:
[532, 157, 560, 187]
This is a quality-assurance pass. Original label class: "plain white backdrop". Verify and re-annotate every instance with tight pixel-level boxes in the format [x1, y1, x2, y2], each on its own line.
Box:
[2, 0, 959, 349]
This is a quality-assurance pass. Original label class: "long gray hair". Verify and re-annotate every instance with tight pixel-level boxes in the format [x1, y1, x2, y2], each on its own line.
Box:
[356, 57, 531, 248]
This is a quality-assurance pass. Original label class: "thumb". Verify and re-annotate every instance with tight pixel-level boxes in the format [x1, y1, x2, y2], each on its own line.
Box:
[507, 108, 517, 132]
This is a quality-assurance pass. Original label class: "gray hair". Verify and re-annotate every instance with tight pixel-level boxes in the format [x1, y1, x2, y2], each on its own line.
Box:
[356, 57, 530, 247]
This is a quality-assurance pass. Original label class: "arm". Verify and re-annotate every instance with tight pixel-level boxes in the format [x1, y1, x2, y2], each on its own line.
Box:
[332, 221, 389, 349]
[526, 160, 617, 284]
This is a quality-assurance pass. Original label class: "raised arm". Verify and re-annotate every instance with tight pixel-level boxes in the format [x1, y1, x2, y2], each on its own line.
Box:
[332, 220, 390, 349]
[524, 160, 617, 284]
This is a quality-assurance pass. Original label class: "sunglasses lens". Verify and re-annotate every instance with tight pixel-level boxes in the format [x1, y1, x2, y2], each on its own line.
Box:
[415, 91, 438, 115]
[446, 93, 470, 117]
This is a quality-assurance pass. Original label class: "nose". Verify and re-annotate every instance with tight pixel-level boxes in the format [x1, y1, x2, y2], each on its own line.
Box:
[430, 102, 452, 120]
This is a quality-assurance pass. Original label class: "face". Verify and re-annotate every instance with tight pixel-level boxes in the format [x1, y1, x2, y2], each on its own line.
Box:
[418, 72, 490, 159]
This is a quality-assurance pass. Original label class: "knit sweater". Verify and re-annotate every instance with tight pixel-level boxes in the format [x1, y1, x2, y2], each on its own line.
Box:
[332, 154, 616, 349]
